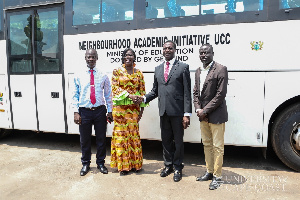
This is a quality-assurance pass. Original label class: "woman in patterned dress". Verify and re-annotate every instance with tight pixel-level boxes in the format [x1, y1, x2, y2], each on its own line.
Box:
[110, 48, 148, 175]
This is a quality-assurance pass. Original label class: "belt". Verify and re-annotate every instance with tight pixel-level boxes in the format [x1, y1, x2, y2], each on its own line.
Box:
[83, 105, 105, 111]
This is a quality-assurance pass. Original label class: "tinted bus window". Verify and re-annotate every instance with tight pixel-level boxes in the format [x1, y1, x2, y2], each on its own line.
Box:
[35, 9, 60, 73]
[146, 0, 199, 18]
[201, 0, 263, 14]
[5, 0, 62, 7]
[146, 0, 264, 18]
[73, 0, 134, 25]
[9, 13, 33, 73]
[102, 0, 133, 22]
[280, 0, 300, 9]
[0, 2, 2, 32]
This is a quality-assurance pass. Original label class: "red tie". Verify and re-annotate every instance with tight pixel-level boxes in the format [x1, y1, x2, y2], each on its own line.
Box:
[90, 69, 96, 105]
[164, 61, 170, 82]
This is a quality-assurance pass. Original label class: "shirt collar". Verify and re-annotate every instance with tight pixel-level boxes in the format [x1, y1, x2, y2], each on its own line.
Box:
[200, 61, 214, 71]
[164, 57, 175, 66]
[86, 66, 97, 73]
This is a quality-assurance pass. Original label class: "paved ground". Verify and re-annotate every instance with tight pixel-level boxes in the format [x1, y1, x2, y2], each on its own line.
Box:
[0, 130, 299, 200]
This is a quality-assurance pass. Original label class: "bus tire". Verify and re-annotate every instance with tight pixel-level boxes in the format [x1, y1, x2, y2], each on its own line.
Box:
[271, 103, 300, 172]
[0, 128, 11, 139]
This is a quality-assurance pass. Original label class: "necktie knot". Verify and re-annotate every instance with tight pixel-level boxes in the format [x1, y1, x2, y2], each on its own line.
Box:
[166, 62, 170, 66]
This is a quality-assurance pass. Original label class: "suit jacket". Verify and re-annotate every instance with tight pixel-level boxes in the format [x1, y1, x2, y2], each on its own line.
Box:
[145, 60, 192, 116]
[193, 61, 228, 124]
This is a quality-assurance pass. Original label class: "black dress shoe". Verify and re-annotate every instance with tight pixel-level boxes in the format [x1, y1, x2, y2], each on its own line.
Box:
[120, 171, 128, 176]
[173, 170, 182, 182]
[209, 177, 223, 190]
[97, 164, 108, 174]
[80, 165, 90, 176]
[196, 172, 213, 181]
[160, 166, 174, 177]
[132, 168, 140, 173]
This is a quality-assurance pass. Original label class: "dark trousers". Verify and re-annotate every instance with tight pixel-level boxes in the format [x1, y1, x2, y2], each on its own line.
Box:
[160, 113, 184, 170]
[79, 106, 107, 166]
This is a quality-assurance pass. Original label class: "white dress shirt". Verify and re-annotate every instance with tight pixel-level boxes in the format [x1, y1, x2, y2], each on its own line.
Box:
[196, 61, 213, 113]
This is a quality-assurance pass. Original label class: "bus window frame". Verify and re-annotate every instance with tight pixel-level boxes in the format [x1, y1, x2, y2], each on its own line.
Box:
[269, 0, 300, 21]
[64, 0, 271, 35]
[3, 1, 300, 36]
[6, 9, 35, 75]
[4, 0, 64, 8]
[5, 4, 64, 75]
[0, 1, 3, 40]
[140, 0, 268, 29]
[64, 0, 139, 35]
[34, 6, 64, 75]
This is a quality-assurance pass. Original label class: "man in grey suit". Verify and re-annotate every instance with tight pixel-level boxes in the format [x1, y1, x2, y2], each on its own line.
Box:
[144, 40, 192, 182]
[193, 44, 228, 190]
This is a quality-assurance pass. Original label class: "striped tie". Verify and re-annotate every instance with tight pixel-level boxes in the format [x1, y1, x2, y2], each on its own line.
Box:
[164, 61, 170, 82]
[90, 69, 96, 104]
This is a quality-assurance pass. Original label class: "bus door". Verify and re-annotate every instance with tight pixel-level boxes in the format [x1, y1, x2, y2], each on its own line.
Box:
[7, 5, 65, 133]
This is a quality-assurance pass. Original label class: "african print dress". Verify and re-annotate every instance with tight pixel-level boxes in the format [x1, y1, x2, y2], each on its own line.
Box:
[110, 65, 148, 171]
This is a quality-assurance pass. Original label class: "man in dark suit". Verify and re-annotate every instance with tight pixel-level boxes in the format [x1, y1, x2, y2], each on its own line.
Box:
[193, 44, 228, 190]
[144, 40, 192, 182]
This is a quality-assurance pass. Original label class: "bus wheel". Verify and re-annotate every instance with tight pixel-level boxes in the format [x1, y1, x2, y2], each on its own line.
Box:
[271, 103, 300, 172]
[0, 128, 11, 139]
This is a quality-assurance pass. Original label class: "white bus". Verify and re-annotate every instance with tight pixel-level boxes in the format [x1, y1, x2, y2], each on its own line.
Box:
[0, 0, 299, 172]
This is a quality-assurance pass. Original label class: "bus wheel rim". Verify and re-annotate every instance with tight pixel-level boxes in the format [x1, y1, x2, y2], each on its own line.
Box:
[291, 123, 300, 155]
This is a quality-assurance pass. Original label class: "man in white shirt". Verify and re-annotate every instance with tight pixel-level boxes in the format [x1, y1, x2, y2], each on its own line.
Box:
[72, 48, 113, 176]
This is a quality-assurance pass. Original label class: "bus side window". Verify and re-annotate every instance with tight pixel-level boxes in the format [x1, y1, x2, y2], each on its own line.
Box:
[146, 3, 159, 19]
[280, 0, 300, 9]
[102, 2, 117, 23]
[102, 0, 134, 22]
[146, 0, 265, 18]
[73, 0, 134, 25]
[165, 0, 185, 17]
[202, 0, 263, 14]
[146, 0, 199, 18]
[73, 11, 94, 25]
[243, 0, 263, 11]
[0, 1, 2, 33]
[73, 0, 100, 25]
